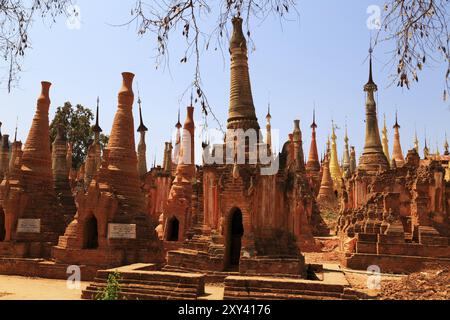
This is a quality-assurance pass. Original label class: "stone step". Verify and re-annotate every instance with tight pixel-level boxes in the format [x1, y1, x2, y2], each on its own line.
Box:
[224, 285, 345, 299]
[91, 277, 200, 290]
[82, 289, 197, 300]
[223, 290, 344, 300]
[85, 283, 198, 299]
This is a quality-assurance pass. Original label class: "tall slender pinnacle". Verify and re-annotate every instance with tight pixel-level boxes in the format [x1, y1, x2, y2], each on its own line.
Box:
[293, 120, 305, 172]
[137, 92, 148, 178]
[392, 110, 405, 166]
[382, 114, 391, 165]
[14, 117, 18, 142]
[265, 103, 272, 153]
[414, 129, 420, 154]
[358, 47, 388, 172]
[306, 109, 320, 172]
[342, 124, 351, 177]
[350, 146, 357, 173]
[92, 96, 102, 133]
[176, 106, 195, 180]
[317, 152, 336, 207]
[424, 134, 430, 158]
[173, 108, 182, 166]
[329, 121, 342, 190]
[226, 17, 259, 134]
[91, 97, 102, 172]
[444, 133, 449, 155]
[137, 92, 148, 133]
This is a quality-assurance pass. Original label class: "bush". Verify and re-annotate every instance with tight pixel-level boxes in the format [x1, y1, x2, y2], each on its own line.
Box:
[95, 271, 121, 300]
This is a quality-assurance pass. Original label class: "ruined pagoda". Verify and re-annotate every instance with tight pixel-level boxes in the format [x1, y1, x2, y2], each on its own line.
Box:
[0, 82, 65, 258]
[357, 48, 389, 172]
[317, 150, 337, 209]
[52, 124, 77, 226]
[163, 105, 196, 242]
[165, 17, 319, 276]
[53, 73, 163, 267]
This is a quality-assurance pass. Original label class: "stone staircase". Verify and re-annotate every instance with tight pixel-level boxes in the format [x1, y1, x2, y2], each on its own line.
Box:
[183, 234, 213, 252]
[223, 275, 360, 300]
[81, 264, 206, 300]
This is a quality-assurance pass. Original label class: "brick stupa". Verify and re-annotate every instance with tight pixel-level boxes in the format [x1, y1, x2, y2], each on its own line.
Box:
[0, 82, 65, 258]
[53, 73, 163, 268]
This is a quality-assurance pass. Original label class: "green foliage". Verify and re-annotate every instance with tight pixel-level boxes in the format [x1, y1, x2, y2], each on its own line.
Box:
[49, 102, 109, 170]
[95, 271, 121, 300]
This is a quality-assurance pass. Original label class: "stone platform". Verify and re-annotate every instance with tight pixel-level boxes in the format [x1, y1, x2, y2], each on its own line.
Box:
[0, 241, 54, 259]
[0, 257, 98, 280]
[343, 232, 450, 273]
[223, 265, 365, 300]
[82, 264, 206, 300]
[344, 253, 450, 274]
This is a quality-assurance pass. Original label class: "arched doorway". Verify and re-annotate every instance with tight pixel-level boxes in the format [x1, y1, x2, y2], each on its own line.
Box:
[226, 208, 244, 270]
[0, 209, 5, 242]
[167, 217, 180, 241]
[84, 216, 98, 249]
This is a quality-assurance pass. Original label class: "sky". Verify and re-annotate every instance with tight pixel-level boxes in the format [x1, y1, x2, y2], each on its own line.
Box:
[0, 0, 448, 166]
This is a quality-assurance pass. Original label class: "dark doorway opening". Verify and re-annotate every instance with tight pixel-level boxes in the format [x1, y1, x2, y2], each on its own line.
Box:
[0, 210, 5, 242]
[226, 209, 244, 270]
[84, 216, 98, 249]
[167, 217, 180, 241]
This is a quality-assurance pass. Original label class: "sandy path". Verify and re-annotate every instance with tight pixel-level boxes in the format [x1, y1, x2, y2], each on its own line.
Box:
[0, 275, 88, 300]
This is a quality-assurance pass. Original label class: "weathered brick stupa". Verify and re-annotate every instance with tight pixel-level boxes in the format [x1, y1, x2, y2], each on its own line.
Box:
[53, 72, 163, 268]
[0, 82, 66, 258]
[163, 105, 195, 242]
[305, 110, 321, 195]
[164, 17, 326, 277]
[337, 50, 450, 273]
[52, 124, 77, 226]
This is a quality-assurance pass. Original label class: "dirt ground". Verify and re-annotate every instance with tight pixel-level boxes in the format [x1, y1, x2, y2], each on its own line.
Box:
[0, 275, 89, 300]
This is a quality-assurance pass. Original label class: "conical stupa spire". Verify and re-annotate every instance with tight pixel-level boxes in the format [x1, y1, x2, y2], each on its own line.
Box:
[265, 102, 272, 152]
[92, 96, 102, 133]
[105, 72, 145, 211]
[382, 114, 391, 165]
[317, 151, 337, 208]
[21, 81, 54, 185]
[444, 133, 449, 155]
[306, 109, 320, 172]
[342, 123, 351, 177]
[424, 133, 430, 158]
[392, 110, 405, 166]
[226, 17, 259, 134]
[414, 129, 419, 153]
[137, 92, 148, 133]
[329, 121, 342, 190]
[136, 91, 148, 178]
[358, 46, 388, 172]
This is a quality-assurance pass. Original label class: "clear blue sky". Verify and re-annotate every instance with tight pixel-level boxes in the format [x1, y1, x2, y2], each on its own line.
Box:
[0, 0, 448, 166]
